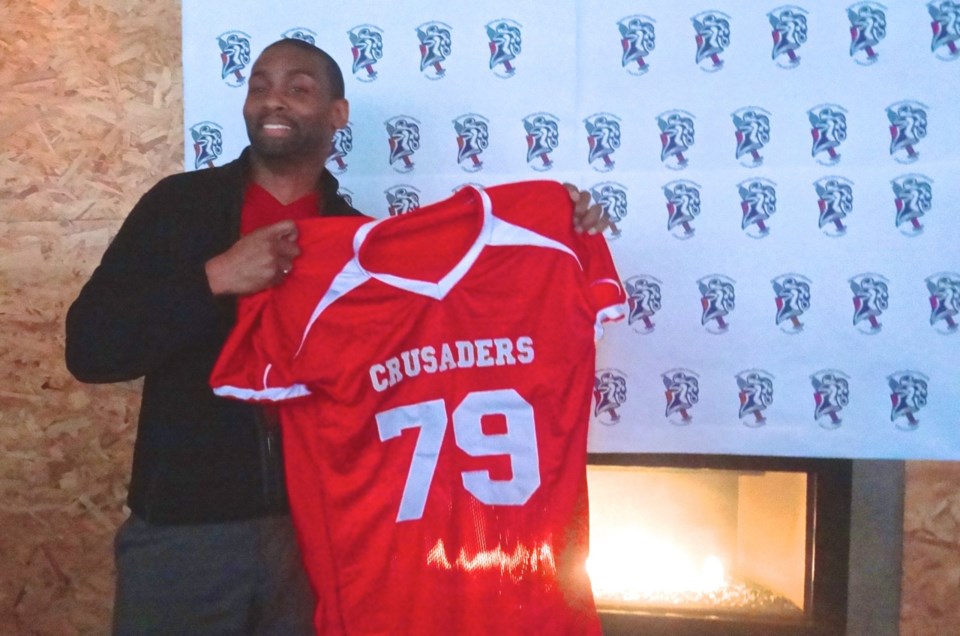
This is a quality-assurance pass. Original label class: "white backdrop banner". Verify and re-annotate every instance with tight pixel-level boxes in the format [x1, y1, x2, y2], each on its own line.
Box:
[182, 1, 960, 460]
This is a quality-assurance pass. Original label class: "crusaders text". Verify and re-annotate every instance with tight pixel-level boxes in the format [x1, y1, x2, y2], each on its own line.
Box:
[369, 336, 534, 392]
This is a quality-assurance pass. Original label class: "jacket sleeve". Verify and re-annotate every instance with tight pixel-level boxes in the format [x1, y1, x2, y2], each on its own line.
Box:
[65, 178, 233, 383]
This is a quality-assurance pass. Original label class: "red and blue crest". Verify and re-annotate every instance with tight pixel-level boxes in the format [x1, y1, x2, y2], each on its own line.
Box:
[349, 24, 384, 82]
[523, 113, 559, 171]
[887, 371, 929, 430]
[692, 11, 731, 72]
[593, 369, 628, 425]
[486, 19, 522, 78]
[698, 274, 736, 334]
[618, 15, 656, 75]
[850, 273, 889, 334]
[217, 30, 251, 87]
[624, 275, 661, 334]
[385, 116, 420, 173]
[769, 5, 808, 68]
[385, 184, 421, 217]
[190, 121, 223, 170]
[663, 179, 701, 239]
[814, 176, 854, 237]
[736, 369, 775, 427]
[811, 369, 850, 429]
[454, 113, 489, 172]
[891, 173, 933, 235]
[417, 21, 452, 80]
[848, 2, 887, 65]
[662, 368, 700, 425]
[772, 273, 812, 334]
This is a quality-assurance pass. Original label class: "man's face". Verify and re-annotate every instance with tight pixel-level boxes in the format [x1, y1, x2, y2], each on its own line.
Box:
[242, 44, 347, 163]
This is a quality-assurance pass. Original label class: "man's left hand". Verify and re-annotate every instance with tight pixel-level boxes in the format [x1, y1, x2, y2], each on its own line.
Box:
[564, 183, 609, 235]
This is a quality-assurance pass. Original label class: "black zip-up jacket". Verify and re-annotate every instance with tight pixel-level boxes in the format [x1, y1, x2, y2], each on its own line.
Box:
[65, 149, 364, 524]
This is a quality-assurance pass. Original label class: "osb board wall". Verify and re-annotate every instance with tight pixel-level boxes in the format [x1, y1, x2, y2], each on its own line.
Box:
[1, 0, 181, 633]
[0, 1, 957, 634]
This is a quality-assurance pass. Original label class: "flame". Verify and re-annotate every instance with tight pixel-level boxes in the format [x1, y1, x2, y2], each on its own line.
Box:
[587, 526, 727, 600]
[427, 538, 556, 576]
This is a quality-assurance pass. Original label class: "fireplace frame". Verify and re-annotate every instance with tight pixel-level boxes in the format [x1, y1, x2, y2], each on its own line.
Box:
[588, 453, 852, 636]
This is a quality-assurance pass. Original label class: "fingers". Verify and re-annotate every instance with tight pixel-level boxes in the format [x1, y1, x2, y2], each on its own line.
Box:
[564, 183, 608, 235]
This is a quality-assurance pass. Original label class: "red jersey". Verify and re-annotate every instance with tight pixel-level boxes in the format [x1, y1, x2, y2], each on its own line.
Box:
[211, 181, 625, 635]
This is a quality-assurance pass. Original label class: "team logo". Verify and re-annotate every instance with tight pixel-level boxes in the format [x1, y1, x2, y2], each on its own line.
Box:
[190, 121, 223, 170]
[809, 104, 847, 165]
[738, 178, 777, 239]
[589, 182, 628, 239]
[733, 107, 771, 167]
[891, 173, 933, 235]
[338, 188, 354, 208]
[417, 22, 452, 80]
[888, 371, 928, 430]
[349, 24, 384, 82]
[811, 369, 850, 429]
[663, 179, 701, 239]
[848, 2, 887, 65]
[814, 176, 854, 237]
[593, 369, 628, 425]
[282, 27, 316, 45]
[772, 273, 812, 334]
[850, 273, 889, 333]
[454, 114, 489, 172]
[769, 6, 808, 68]
[692, 11, 731, 72]
[217, 31, 251, 87]
[523, 113, 559, 171]
[618, 15, 656, 75]
[736, 369, 774, 427]
[887, 101, 928, 163]
[624, 275, 662, 333]
[385, 185, 421, 217]
[663, 368, 700, 425]
[326, 123, 353, 174]
[584, 113, 621, 172]
[698, 275, 736, 334]
[926, 272, 960, 333]
[487, 19, 522, 78]
[929, 1, 960, 60]
[385, 116, 420, 173]
[658, 109, 695, 170]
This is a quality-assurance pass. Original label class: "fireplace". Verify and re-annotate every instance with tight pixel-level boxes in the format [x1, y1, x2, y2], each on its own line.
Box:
[586, 454, 852, 636]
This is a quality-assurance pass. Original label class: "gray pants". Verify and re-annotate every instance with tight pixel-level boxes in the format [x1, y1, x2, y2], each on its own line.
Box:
[112, 513, 314, 635]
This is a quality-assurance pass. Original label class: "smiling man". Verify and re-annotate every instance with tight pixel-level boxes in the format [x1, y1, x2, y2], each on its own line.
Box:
[66, 38, 609, 634]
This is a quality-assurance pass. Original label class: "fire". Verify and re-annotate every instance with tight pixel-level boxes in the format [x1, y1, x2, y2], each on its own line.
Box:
[426, 538, 556, 575]
[586, 527, 727, 600]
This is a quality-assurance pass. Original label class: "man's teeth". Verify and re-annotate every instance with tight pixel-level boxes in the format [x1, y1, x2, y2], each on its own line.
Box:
[264, 124, 291, 129]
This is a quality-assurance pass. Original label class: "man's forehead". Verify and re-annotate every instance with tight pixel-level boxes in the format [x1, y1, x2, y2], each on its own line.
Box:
[251, 46, 324, 79]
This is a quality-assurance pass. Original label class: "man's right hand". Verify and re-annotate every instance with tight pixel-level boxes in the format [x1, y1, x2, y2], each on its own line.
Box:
[205, 220, 300, 296]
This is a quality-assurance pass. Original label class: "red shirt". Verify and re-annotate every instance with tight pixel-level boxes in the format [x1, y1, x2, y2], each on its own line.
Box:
[241, 182, 319, 235]
[213, 182, 625, 636]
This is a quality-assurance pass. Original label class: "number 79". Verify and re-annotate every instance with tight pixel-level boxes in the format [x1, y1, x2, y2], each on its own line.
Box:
[375, 389, 541, 522]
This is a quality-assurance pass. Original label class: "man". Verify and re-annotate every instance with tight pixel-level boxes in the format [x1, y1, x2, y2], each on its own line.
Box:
[66, 38, 608, 634]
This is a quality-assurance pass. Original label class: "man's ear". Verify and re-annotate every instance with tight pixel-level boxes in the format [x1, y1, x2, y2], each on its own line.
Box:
[330, 99, 350, 129]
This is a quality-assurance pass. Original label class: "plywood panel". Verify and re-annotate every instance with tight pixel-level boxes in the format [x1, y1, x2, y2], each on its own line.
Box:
[0, 0, 181, 632]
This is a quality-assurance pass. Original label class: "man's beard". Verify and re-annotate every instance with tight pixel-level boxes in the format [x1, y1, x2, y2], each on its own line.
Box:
[246, 122, 323, 163]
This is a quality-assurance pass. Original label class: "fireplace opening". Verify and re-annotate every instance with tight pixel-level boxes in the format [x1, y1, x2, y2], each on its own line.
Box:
[587, 454, 851, 636]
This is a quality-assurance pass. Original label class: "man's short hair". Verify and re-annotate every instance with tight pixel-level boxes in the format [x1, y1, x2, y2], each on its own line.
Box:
[260, 38, 346, 100]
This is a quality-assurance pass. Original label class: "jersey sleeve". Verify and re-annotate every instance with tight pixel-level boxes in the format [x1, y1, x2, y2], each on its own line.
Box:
[210, 217, 367, 402]
[572, 228, 628, 339]
[210, 288, 313, 402]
